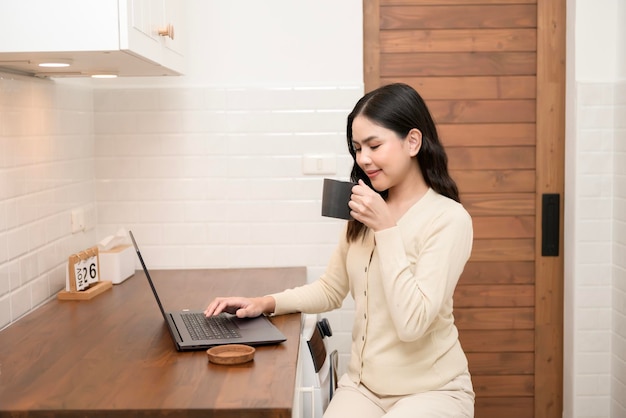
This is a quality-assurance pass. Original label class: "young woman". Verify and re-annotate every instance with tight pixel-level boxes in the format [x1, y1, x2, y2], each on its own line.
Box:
[205, 83, 475, 417]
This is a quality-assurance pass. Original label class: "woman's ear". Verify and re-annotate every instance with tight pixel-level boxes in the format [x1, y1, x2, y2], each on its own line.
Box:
[407, 128, 422, 157]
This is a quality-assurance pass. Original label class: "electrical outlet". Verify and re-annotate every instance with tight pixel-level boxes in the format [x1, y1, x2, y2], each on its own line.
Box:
[71, 208, 85, 234]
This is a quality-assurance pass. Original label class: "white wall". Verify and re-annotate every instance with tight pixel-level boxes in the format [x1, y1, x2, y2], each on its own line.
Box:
[611, 0, 626, 414]
[574, 0, 619, 81]
[612, 80, 625, 416]
[565, 0, 625, 416]
[191, 1, 362, 87]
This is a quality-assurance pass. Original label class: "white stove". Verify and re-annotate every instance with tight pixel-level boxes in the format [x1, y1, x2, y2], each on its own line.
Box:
[293, 314, 337, 418]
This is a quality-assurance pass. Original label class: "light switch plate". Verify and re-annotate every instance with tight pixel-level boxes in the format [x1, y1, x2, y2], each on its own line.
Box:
[302, 155, 336, 175]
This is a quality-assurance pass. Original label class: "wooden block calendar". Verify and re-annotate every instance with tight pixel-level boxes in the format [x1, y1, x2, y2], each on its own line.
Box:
[57, 246, 112, 300]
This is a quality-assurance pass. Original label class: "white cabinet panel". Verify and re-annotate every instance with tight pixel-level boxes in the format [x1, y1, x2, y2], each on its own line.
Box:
[0, 0, 184, 77]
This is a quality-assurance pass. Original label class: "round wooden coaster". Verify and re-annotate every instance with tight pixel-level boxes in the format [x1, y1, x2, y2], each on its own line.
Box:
[207, 344, 255, 365]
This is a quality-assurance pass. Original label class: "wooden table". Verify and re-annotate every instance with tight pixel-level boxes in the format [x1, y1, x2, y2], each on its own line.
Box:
[0, 267, 306, 418]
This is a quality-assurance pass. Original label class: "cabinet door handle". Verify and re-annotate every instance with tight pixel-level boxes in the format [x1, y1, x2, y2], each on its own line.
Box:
[158, 24, 175, 40]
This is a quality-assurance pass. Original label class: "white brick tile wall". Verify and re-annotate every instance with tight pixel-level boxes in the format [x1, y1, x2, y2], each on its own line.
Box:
[611, 79, 626, 417]
[576, 396, 610, 418]
[572, 82, 617, 417]
[571, 79, 626, 416]
[94, 87, 359, 273]
[0, 72, 96, 329]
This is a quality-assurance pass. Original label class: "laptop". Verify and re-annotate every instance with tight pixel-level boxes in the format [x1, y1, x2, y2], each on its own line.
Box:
[129, 230, 287, 351]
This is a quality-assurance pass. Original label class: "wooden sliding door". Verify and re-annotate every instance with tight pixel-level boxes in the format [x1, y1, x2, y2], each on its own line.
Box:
[363, 0, 565, 417]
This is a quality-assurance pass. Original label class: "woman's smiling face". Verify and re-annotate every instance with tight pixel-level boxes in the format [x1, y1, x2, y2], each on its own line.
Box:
[350, 115, 421, 193]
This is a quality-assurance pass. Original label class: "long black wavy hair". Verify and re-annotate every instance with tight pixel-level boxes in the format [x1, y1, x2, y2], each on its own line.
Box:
[346, 83, 459, 241]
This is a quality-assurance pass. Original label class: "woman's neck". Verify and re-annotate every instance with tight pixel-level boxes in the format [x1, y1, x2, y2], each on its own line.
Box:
[386, 169, 429, 220]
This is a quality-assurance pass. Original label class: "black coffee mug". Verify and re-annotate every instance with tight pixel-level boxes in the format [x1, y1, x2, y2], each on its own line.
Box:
[321, 178, 356, 220]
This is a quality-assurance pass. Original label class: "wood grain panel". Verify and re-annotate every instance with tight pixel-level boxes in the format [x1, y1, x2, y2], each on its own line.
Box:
[381, 52, 537, 77]
[455, 284, 534, 307]
[382, 76, 537, 100]
[473, 375, 534, 397]
[535, 0, 566, 416]
[429, 100, 536, 123]
[467, 352, 534, 375]
[448, 147, 535, 170]
[380, 5, 537, 29]
[453, 170, 535, 193]
[363, 0, 381, 89]
[430, 101, 529, 124]
[461, 193, 535, 216]
[455, 307, 534, 330]
[439, 123, 536, 147]
[472, 216, 535, 238]
[381, 29, 536, 53]
[471, 238, 535, 261]
[461, 261, 535, 285]
[458, 330, 534, 352]
[381, 0, 536, 6]
[475, 397, 534, 418]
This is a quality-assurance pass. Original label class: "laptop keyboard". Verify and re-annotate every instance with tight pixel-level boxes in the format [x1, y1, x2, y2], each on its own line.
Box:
[181, 313, 242, 341]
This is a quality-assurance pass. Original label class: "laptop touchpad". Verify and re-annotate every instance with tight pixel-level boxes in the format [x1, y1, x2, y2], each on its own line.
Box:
[234, 316, 263, 329]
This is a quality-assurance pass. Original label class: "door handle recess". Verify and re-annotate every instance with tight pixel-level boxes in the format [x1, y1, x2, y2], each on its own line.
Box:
[541, 193, 560, 257]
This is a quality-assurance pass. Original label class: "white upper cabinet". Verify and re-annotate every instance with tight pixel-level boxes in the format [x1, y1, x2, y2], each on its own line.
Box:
[121, 0, 185, 70]
[0, 0, 185, 77]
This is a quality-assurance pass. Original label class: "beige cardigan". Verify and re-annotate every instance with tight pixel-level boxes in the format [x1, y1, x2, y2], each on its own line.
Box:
[271, 188, 473, 396]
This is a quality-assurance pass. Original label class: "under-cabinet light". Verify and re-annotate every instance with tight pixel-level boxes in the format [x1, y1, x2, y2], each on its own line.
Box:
[38, 59, 72, 68]
[91, 74, 118, 79]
